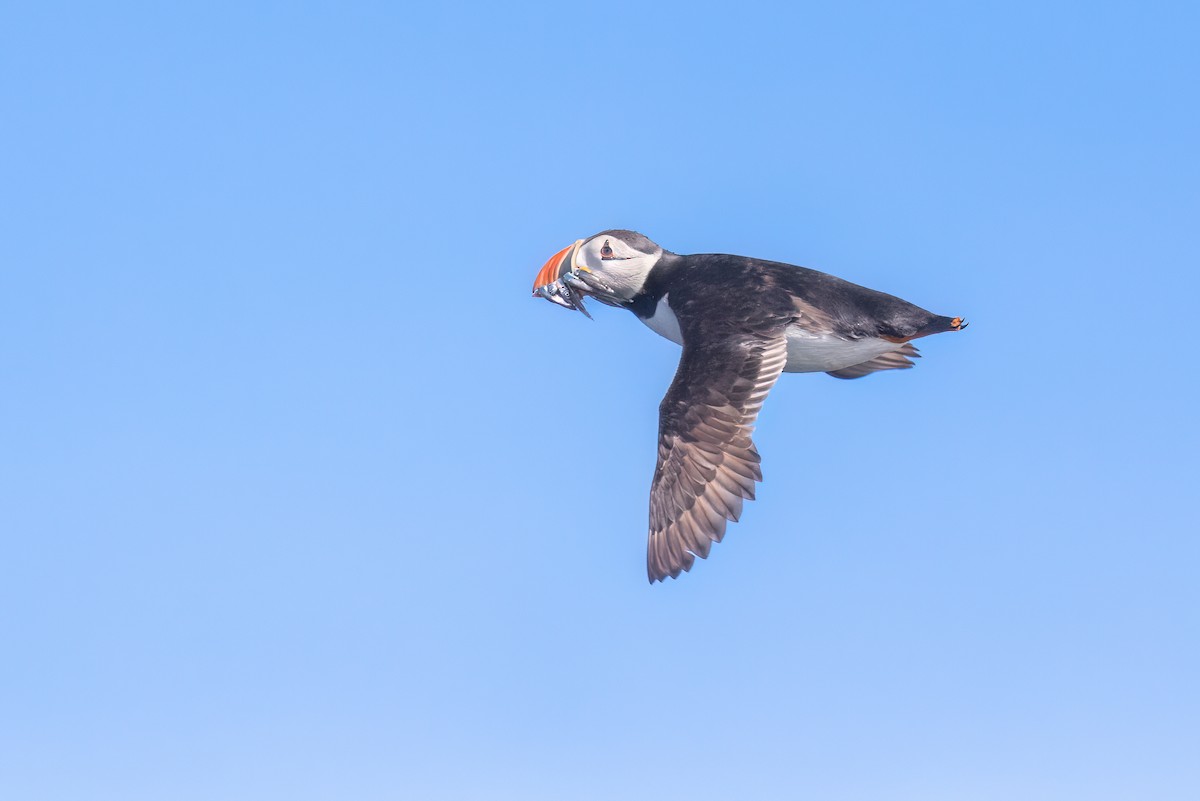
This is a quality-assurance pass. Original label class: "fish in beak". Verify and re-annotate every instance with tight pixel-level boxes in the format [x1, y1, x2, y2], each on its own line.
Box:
[531, 240, 593, 318]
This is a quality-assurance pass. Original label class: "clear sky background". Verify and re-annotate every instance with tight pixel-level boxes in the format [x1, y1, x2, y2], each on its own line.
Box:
[2, 2, 1198, 799]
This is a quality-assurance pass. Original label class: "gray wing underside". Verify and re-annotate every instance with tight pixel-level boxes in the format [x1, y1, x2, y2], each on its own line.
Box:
[648, 331, 789, 583]
[826, 343, 920, 379]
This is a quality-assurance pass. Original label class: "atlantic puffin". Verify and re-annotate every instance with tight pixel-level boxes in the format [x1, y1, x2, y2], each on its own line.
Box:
[532, 230, 967, 583]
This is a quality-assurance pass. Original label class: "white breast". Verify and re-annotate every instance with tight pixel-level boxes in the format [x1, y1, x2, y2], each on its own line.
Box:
[640, 294, 684, 345]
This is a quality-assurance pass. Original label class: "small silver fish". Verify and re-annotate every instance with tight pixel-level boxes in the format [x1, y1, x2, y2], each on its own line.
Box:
[563, 269, 620, 307]
[534, 277, 592, 318]
[531, 238, 595, 318]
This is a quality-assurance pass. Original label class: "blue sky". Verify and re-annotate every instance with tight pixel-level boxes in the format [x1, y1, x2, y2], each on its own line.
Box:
[2, 2, 1198, 799]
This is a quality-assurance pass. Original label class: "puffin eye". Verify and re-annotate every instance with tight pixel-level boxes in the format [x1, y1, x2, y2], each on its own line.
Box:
[600, 241, 615, 259]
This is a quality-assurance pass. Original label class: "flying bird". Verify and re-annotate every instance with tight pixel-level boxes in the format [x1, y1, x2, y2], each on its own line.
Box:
[532, 230, 967, 583]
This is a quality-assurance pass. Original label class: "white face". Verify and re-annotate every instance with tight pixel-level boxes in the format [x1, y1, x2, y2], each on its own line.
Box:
[571, 231, 662, 302]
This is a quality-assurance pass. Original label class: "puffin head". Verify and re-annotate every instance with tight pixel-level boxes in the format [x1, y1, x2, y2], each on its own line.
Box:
[532, 230, 664, 313]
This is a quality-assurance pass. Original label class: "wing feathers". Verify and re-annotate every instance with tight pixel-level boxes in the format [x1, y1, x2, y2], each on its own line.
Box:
[647, 332, 789, 582]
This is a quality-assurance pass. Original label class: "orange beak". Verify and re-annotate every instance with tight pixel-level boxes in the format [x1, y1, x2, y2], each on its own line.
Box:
[532, 240, 583, 292]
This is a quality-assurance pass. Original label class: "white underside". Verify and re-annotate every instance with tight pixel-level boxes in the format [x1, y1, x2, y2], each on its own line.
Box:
[640, 295, 899, 373]
[781, 327, 898, 372]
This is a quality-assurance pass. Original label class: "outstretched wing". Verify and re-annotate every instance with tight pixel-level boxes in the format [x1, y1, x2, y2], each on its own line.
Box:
[648, 330, 789, 582]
